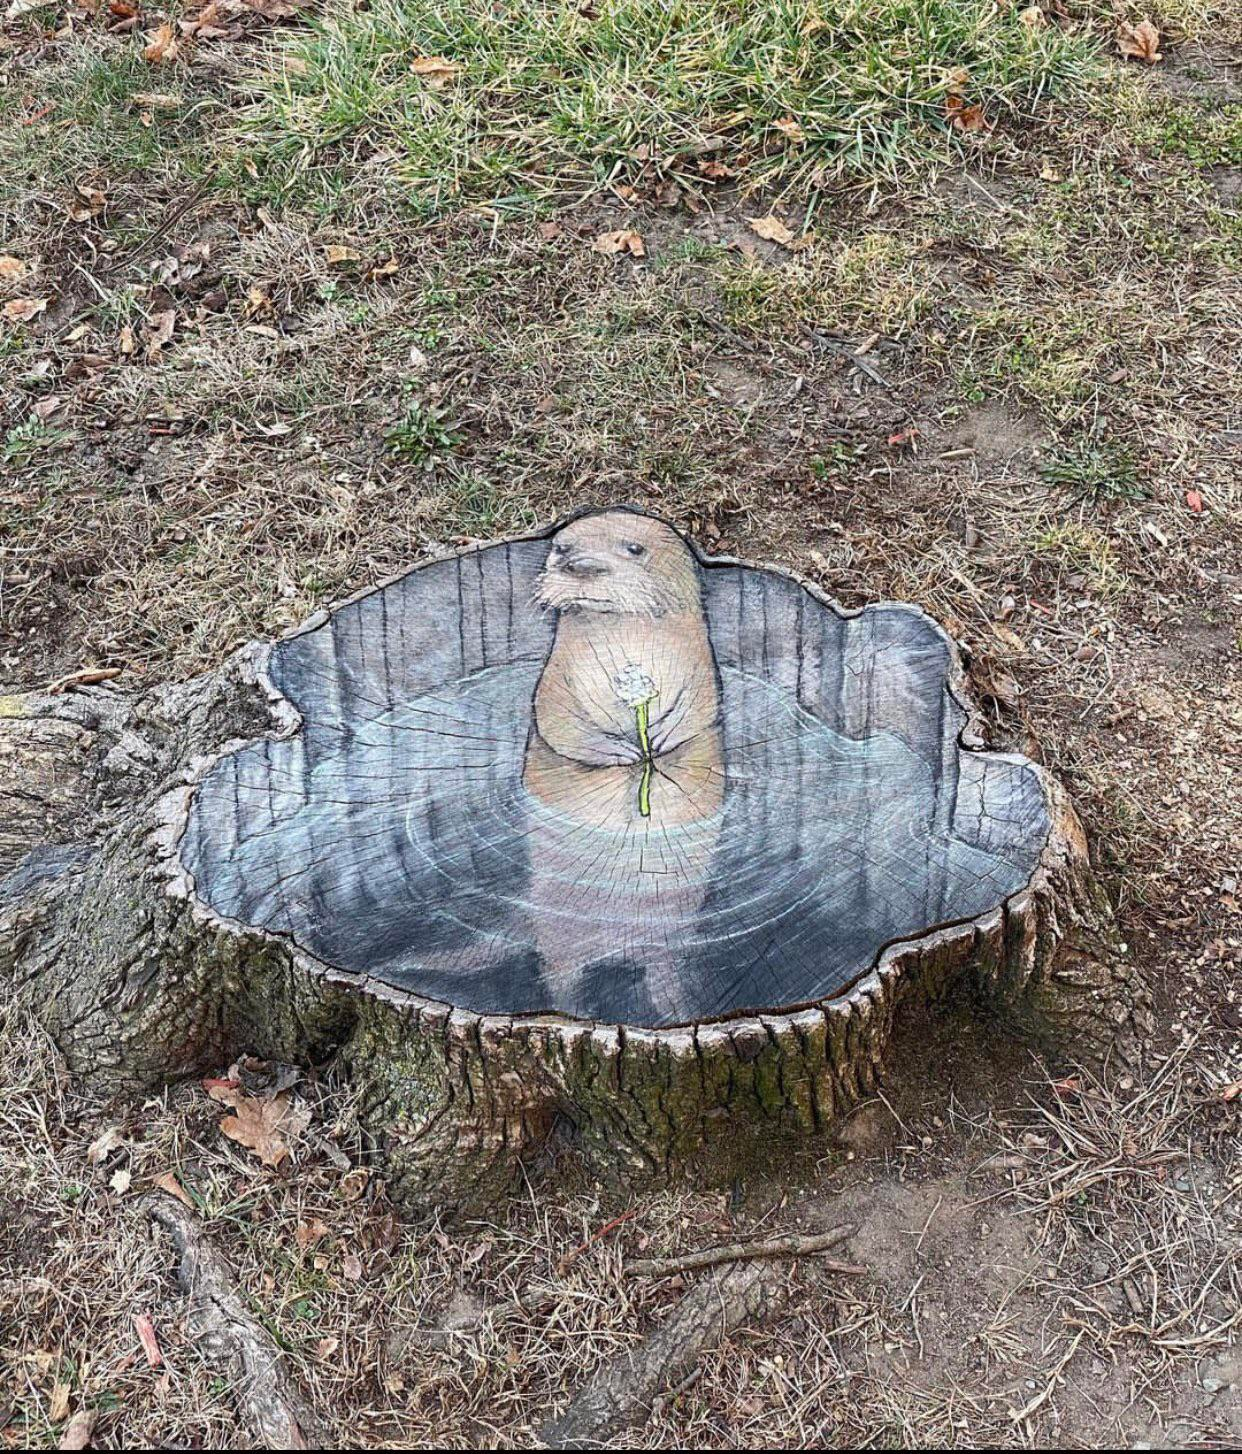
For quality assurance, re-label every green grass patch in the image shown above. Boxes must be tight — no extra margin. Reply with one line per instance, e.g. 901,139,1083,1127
0,43,208,208
1028,519,1127,596
953,301,1114,412
1104,71,1242,168
231,0,1105,220
716,230,931,334
1040,436,1145,501
385,395,464,464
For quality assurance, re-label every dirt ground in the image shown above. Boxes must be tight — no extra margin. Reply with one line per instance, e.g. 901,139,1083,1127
1,3,1239,1449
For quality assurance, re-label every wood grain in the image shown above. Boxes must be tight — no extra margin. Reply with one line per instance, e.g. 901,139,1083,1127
181,515,1050,1027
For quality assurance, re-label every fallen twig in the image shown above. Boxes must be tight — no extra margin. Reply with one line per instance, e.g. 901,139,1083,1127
557,1206,639,1275
1008,1328,1085,1423
46,667,122,695
541,1257,796,1448
624,1223,858,1279
143,1193,326,1449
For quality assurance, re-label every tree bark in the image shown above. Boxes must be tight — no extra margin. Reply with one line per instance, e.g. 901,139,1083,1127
0,530,1154,1216
541,1257,796,1449
144,1194,326,1448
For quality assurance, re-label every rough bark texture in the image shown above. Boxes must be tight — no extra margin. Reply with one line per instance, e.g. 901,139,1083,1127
144,1194,325,1448
0,541,1154,1216
541,1258,795,1449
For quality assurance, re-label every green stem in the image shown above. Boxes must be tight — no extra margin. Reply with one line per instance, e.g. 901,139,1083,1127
634,697,654,818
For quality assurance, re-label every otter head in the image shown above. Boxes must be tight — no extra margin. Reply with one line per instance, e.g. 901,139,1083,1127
534,510,701,618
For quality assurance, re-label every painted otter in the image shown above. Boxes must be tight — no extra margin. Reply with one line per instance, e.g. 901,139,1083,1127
522,509,726,1017
530,508,722,769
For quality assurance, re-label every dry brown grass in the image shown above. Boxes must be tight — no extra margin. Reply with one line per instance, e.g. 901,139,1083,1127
3,984,1237,1449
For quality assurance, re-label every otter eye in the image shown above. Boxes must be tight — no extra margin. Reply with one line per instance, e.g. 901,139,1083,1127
624,542,646,558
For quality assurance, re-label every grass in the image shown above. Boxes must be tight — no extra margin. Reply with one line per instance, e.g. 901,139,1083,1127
385,396,463,464
2,419,74,466
1040,436,1145,501
1028,519,1127,597
229,0,1106,219
2,985,1236,1448
0,42,207,218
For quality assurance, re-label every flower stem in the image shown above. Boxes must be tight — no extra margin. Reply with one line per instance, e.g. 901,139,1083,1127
634,697,655,818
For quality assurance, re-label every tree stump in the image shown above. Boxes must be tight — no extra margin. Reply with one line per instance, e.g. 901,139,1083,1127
0,509,1150,1211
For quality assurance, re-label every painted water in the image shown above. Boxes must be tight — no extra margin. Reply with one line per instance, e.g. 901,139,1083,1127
184,655,1049,1026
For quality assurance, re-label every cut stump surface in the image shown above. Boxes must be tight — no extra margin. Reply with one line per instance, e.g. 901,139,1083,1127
1,509,1150,1211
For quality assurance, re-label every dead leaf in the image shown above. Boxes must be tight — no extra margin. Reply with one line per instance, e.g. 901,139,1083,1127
58,1409,97,1451
773,116,805,144
49,1382,71,1424
315,1336,341,1360
0,254,28,279
144,308,176,357
244,285,273,317
133,1312,162,1368
410,55,462,88
946,94,987,133
341,1250,363,1281
87,1126,125,1164
206,1082,310,1168
364,1202,401,1254
338,1167,369,1202
972,654,1021,709
591,229,646,258
4,296,48,323
130,91,182,110
747,215,795,246
181,0,230,39
325,244,361,266
110,1167,133,1195
1117,19,1162,64
991,622,1027,653
295,1217,331,1250
150,1169,195,1208
144,21,179,63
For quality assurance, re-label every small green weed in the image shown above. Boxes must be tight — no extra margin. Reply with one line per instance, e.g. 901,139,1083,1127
1040,437,1145,501
385,398,463,464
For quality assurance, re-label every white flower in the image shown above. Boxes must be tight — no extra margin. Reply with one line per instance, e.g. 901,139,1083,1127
612,663,657,707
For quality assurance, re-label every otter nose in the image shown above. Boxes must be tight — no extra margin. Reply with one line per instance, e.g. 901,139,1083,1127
561,552,609,578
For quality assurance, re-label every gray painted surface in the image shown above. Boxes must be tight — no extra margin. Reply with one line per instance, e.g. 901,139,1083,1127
182,535,1049,1026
